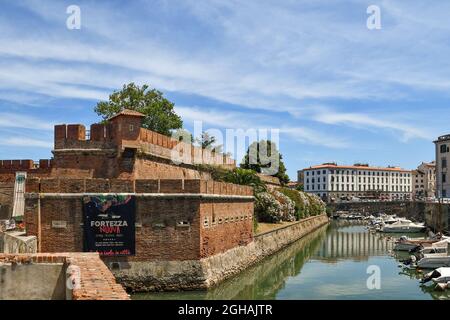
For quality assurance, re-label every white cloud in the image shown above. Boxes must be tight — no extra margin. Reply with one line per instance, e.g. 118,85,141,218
0,137,53,148
0,0,447,150
0,113,54,130
312,109,433,142
281,127,350,149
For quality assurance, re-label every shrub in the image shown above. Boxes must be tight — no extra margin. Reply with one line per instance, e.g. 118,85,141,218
279,188,305,220
195,165,266,194
255,190,296,223
279,188,326,220
271,190,296,222
255,192,284,223
306,193,326,216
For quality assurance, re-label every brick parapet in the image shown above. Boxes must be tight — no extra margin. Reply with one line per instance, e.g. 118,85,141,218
25,178,253,196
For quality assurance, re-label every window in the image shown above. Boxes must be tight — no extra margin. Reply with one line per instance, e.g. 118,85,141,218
442,158,447,168
441,145,448,154
443,174,447,183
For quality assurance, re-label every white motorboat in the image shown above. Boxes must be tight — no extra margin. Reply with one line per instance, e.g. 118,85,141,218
394,235,449,252
417,254,450,269
381,219,425,233
421,267,450,284
383,216,399,225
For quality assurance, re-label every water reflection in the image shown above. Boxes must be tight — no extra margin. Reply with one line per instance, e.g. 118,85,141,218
134,224,328,300
315,221,393,262
133,221,450,300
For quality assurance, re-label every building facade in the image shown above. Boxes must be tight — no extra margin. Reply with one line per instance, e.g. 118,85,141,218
299,163,412,202
412,161,436,199
434,134,450,198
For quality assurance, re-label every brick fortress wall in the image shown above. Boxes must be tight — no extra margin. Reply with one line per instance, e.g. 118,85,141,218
51,113,235,179
24,178,254,262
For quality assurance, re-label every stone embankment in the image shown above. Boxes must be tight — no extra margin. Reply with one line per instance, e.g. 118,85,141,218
115,214,329,292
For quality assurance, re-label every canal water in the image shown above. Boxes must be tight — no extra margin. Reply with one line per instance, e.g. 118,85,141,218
133,221,450,300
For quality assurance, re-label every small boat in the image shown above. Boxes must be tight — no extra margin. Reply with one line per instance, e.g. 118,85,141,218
417,253,450,269
381,219,425,233
394,235,448,252
421,267,450,284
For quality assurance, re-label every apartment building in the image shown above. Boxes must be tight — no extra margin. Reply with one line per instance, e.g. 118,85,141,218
412,161,436,199
299,163,412,202
434,134,450,198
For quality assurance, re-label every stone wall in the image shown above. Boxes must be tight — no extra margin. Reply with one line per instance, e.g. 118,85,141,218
0,253,129,300
114,214,329,292
328,201,426,220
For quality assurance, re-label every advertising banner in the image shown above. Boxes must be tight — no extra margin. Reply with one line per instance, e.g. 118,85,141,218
83,195,136,256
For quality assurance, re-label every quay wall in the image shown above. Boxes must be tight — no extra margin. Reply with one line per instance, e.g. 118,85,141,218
114,214,329,292
328,201,450,232
327,201,425,220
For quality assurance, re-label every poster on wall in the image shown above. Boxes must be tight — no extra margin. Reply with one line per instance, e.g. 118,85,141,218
83,195,136,256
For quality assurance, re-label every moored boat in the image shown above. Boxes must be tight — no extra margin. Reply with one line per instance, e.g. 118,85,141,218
381,219,425,233
421,267,450,284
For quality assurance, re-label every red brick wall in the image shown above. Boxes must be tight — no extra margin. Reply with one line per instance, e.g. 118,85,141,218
199,200,254,258
25,196,202,261
24,178,254,261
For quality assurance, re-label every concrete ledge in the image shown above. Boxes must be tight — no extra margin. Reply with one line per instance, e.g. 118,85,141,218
113,214,329,292
0,253,130,300
0,231,37,254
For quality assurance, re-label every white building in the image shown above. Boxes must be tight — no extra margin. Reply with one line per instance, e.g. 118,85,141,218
299,163,412,202
434,134,450,198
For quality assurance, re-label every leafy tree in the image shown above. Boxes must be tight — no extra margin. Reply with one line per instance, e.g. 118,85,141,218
196,132,223,153
173,128,194,143
95,83,182,136
240,140,290,185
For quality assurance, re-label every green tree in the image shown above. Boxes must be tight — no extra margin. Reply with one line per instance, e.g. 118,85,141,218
196,132,223,153
240,140,290,185
95,83,182,136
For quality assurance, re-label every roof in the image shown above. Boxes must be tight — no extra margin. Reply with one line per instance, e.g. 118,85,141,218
434,134,450,143
109,109,145,120
303,163,411,173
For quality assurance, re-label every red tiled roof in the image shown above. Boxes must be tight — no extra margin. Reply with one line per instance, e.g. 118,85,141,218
304,164,411,172
109,109,145,120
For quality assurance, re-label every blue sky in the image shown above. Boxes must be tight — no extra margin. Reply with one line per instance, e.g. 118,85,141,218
1,0,449,180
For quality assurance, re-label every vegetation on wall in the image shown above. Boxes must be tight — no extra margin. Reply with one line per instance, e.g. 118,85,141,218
196,164,326,224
